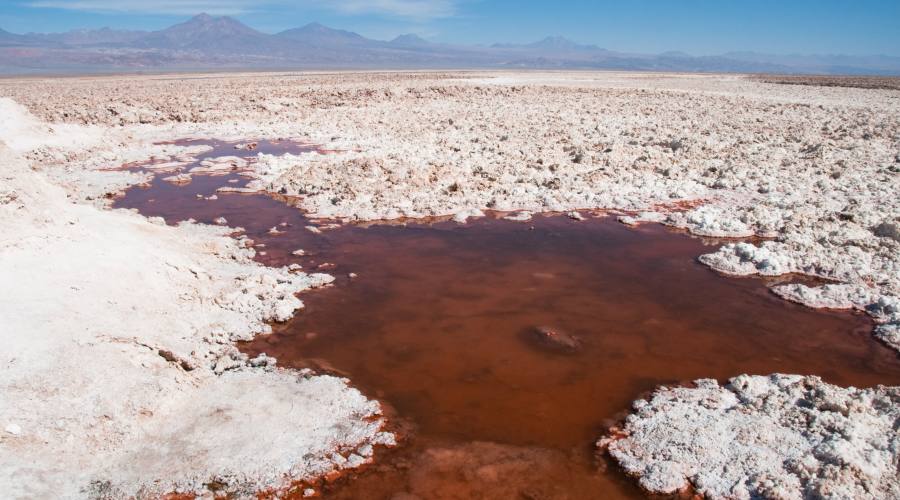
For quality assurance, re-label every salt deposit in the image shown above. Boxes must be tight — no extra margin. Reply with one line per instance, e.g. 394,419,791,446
601,375,900,499
2,70,898,498
0,99,392,498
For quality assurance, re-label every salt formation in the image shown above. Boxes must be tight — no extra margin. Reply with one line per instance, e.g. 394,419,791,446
0,99,392,498
601,375,900,499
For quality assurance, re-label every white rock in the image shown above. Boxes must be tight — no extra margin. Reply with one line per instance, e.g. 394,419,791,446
161,173,192,185
772,283,874,310
452,208,485,224
503,211,533,222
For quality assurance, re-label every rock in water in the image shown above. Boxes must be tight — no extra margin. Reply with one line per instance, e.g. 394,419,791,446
524,326,583,354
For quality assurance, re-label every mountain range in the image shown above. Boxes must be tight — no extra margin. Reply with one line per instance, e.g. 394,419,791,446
2,13,899,76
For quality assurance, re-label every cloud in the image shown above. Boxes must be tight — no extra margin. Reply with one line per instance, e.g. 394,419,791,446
331,0,456,19
27,0,458,19
28,0,254,16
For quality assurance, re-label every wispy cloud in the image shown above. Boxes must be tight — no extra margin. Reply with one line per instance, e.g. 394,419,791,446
330,0,456,19
27,0,459,19
28,0,253,16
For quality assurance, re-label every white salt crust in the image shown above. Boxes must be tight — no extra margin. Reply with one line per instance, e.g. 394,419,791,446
2,71,898,498
0,99,392,498
601,375,900,499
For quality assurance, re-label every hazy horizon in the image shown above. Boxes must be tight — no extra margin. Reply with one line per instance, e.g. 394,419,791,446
2,0,899,57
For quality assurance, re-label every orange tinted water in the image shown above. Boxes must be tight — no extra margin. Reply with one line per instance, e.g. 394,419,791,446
116,141,900,500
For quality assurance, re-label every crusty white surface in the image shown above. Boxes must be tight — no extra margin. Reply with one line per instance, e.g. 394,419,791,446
2,70,899,498
0,99,392,498
16,71,891,344
601,374,900,499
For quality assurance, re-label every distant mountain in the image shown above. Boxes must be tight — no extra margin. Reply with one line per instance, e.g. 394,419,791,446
0,27,40,47
29,28,147,46
1,14,898,76
277,22,371,47
658,51,692,59
130,13,272,52
493,36,602,53
527,36,601,52
390,34,431,47
722,51,900,75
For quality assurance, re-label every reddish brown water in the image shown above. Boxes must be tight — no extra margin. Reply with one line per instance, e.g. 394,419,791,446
116,141,900,500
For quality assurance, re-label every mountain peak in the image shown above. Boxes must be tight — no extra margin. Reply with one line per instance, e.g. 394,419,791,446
390,34,430,46
530,36,580,50
130,12,265,51
276,22,368,45
171,13,258,32
0,27,29,44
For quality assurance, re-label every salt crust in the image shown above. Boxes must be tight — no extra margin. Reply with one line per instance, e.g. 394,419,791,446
0,99,392,498
2,71,899,498
602,374,900,499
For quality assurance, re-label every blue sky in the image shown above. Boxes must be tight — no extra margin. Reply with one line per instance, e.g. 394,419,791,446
1,0,898,56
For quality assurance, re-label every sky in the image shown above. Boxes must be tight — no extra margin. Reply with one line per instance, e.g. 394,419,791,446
1,0,898,56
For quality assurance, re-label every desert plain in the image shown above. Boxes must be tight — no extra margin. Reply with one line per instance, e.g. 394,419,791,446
1,70,899,499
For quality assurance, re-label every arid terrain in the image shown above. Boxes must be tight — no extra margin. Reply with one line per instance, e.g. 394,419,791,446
1,70,898,498
751,74,900,90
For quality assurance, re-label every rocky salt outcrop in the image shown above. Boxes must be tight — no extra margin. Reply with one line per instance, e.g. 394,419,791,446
601,374,900,499
772,283,875,310
162,172,192,184
190,155,248,175
701,239,900,350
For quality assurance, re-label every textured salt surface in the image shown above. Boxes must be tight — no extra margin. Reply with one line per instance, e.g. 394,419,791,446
2,70,899,498
602,375,900,499
0,105,392,498
7,71,895,355
115,159,900,498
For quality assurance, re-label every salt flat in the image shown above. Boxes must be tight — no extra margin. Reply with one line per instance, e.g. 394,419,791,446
1,71,898,498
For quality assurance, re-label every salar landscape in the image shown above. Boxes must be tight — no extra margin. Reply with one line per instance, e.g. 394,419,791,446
1,2,899,499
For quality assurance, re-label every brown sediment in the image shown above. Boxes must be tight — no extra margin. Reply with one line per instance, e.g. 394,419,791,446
115,141,900,499
749,74,900,91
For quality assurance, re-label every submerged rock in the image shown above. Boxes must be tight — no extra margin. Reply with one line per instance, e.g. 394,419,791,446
523,326,583,354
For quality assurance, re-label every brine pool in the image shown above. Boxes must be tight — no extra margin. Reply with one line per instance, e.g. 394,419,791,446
115,140,900,499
